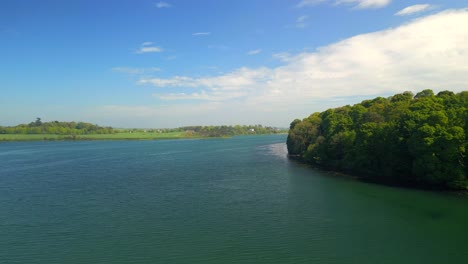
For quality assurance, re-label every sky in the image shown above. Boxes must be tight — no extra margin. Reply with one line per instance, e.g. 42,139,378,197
1,0,468,128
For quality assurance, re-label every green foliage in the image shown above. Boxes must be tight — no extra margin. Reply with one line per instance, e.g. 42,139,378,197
0,119,115,135
0,121,285,141
176,124,284,137
287,90,468,190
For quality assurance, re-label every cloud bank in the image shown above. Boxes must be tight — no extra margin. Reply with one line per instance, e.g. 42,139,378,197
111,9,468,127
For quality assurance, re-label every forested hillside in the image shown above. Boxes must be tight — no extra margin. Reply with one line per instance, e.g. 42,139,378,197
287,90,468,190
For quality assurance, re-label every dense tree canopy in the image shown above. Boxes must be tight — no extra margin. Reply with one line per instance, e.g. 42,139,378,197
287,90,468,190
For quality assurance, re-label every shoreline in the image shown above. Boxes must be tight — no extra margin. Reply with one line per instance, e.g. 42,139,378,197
0,133,285,142
288,155,468,194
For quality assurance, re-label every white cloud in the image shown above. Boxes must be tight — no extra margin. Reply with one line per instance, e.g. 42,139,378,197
192,32,211,36
155,1,171,8
247,49,262,55
272,52,293,62
297,15,308,22
298,0,391,9
139,76,198,87
137,47,162,53
135,42,163,54
296,15,309,28
297,0,326,8
140,67,271,93
395,4,434,16
132,9,468,127
208,44,229,51
335,0,391,9
156,90,248,101
112,67,161,75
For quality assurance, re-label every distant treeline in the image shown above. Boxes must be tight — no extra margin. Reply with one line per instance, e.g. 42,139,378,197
0,118,115,135
133,125,285,137
287,90,468,190
1,119,285,138
180,125,284,137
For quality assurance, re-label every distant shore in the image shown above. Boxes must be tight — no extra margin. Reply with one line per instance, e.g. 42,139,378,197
0,132,200,142
0,132,285,142
1,120,287,142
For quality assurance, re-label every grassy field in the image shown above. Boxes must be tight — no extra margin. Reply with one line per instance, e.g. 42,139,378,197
0,132,197,141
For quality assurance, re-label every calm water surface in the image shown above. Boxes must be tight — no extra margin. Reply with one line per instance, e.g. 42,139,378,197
1,135,467,263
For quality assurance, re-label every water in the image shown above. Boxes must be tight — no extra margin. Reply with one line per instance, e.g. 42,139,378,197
1,135,467,263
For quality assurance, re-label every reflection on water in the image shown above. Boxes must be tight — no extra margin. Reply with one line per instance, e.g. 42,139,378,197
256,142,289,160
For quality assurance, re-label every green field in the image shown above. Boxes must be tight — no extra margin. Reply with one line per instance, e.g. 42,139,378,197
0,132,196,141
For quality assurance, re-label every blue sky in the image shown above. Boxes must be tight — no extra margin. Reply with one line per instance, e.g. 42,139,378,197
1,0,467,128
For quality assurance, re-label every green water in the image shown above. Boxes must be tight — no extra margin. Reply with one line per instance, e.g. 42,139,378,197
1,135,467,263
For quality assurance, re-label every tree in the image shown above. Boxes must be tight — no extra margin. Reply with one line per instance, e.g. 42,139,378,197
287,89,467,190
415,89,434,99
